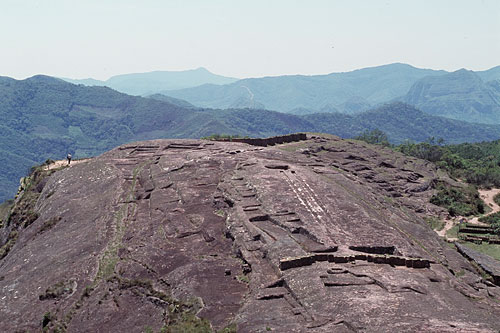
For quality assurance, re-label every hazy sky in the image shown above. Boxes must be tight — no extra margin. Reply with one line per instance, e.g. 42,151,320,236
1,0,499,80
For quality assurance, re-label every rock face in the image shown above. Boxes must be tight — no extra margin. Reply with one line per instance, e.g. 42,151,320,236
1,134,500,332
456,243,500,286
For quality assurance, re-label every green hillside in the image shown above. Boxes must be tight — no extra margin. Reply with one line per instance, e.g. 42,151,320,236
395,136,500,190
2,76,500,202
0,75,199,201
304,102,500,144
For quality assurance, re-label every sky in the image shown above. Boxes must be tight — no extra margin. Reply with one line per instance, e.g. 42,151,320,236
0,0,499,80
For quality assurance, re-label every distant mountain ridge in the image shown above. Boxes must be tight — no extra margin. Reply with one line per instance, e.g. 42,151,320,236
61,63,500,123
162,63,447,112
158,64,500,121
476,65,500,82
62,67,238,96
402,69,500,124
1,75,500,202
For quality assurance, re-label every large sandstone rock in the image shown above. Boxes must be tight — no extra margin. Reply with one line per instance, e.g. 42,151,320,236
0,135,499,332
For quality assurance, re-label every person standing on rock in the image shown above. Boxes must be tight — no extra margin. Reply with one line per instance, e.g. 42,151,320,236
67,153,72,165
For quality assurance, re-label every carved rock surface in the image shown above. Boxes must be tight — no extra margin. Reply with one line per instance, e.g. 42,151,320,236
0,134,499,332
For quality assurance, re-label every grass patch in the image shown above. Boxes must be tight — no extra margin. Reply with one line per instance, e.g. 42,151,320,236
41,311,66,332
42,312,56,329
107,276,210,333
468,258,495,283
214,209,225,217
39,280,74,300
0,230,18,260
446,224,460,239
0,199,13,228
460,242,500,262
95,162,146,282
424,217,445,231
3,161,63,239
236,274,250,284
160,312,212,333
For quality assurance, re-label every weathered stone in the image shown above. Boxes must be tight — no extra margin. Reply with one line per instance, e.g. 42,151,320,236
264,164,289,170
279,255,315,270
373,255,387,264
456,243,500,285
349,245,395,255
1,136,498,332
412,259,430,269
256,287,287,300
310,245,338,253
332,255,351,263
387,256,406,266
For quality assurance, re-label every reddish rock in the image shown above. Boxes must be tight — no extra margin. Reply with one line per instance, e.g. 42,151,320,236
0,135,499,332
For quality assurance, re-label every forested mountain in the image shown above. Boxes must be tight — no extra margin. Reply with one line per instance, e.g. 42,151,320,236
403,69,500,124
0,75,203,201
62,67,238,96
161,63,445,112
2,76,500,202
146,94,197,108
61,64,500,124
303,102,500,144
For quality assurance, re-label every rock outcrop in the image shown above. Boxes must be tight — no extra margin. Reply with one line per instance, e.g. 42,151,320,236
1,134,499,332
456,243,500,286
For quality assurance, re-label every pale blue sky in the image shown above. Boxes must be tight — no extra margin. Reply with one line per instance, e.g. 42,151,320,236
1,0,499,80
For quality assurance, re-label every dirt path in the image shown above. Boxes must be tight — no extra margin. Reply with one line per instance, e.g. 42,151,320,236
437,218,455,238
45,158,89,170
437,188,500,241
469,188,500,224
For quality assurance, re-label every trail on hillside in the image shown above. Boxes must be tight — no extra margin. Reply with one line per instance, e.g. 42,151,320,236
437,188,500,241
470,188,500,223
46,158,89,170
437,218,456,239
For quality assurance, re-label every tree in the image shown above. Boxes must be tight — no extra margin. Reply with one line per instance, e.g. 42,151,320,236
354,129,390,146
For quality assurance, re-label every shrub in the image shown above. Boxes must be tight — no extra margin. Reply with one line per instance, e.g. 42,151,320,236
354,129,390,147
430,182,484,216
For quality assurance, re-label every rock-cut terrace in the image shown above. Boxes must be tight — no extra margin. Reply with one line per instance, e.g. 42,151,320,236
0,134,499,332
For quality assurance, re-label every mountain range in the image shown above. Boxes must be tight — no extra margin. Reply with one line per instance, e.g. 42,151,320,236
3,63,500,332
161,63,446,112
403,69,500,124
1,75,500,202
62,67,238,96
62,63,500,124
159,64,500,119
